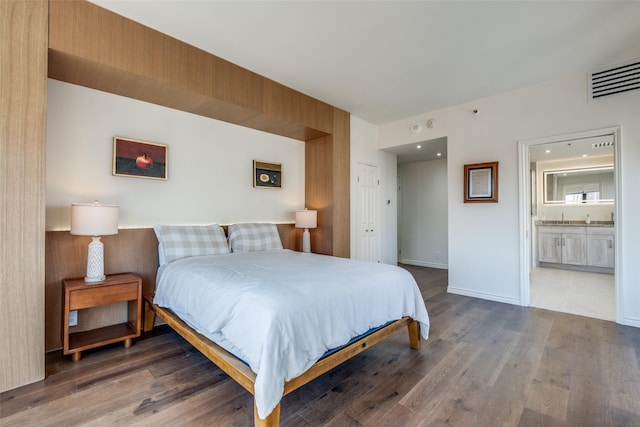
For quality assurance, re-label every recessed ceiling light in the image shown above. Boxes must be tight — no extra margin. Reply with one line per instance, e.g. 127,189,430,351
582,154,588,157
436,152,442,157
545,149,551,153
416,145,422,149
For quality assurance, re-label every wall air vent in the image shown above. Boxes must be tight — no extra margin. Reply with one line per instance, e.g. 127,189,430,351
591,141,614,149
588,58,640,101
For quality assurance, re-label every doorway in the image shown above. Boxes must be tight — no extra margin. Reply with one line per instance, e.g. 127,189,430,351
397,159,448,268
381,137,448,269
518,127,621,322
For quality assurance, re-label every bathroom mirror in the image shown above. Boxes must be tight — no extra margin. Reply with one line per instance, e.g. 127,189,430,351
543,166,614,204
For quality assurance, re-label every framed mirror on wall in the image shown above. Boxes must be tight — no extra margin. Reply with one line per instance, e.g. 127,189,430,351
543,166,614,204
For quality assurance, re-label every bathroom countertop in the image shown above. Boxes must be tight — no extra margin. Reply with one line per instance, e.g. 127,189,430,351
535,220,614,227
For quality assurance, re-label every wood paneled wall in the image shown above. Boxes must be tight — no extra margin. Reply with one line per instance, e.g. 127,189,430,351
330,109,352,258
0,0,352,372
304,110,350,257
0,0,48,392
44,225,298,351
47,0,350,259
47,0,331,142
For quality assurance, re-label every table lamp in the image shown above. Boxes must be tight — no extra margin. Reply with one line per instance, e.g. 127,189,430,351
71,201,119,283
295,209,317,253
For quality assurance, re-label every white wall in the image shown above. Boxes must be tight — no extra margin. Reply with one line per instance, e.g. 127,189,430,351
350,115,398,265
378,70,640,327
398,159,448,269
46,80,305,230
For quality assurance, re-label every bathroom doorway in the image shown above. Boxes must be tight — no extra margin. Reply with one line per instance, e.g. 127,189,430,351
518,127,620,322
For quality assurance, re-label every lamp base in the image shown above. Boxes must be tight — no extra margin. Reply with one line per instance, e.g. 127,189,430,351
85,236,106,283
302,228,311,253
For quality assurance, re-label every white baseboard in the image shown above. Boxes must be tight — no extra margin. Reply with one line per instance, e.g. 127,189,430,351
447,286,521,306
399,258,448,270
621,316,640,328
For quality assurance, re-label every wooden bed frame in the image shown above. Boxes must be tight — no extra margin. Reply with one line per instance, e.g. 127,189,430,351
144,295,421,427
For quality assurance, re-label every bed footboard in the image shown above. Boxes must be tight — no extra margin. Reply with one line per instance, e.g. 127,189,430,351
144,294,421,427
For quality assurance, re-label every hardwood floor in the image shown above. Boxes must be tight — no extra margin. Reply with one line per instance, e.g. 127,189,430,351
2,264,640,426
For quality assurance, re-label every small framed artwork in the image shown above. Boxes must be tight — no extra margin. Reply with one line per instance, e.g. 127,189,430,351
113,136,167,180
253,160,282,188
464,161,499,203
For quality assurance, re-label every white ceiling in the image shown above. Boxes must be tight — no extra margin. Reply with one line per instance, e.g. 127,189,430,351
91,1,640,126
388,136,448,164
528,134,614,163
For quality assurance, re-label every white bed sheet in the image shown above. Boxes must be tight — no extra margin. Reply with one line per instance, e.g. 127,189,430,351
154,249,430,419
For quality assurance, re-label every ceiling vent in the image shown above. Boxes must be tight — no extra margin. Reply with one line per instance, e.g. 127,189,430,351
591,141,614,149
588,58,640,100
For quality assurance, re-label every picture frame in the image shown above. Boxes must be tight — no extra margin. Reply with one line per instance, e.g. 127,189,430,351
253,160,282,188
464,161,499,203
113,136,168,180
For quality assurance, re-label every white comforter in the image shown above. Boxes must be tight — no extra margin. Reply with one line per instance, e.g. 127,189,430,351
154,250,430,419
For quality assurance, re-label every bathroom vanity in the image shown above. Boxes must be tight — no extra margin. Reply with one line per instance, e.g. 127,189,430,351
537,222,614,273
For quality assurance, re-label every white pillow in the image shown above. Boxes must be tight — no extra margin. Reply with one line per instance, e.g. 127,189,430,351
228,223,283,253
154,224,230,265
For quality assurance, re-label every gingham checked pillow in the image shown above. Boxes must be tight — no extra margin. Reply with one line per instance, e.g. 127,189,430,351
228,223,283,253
154,224,230,265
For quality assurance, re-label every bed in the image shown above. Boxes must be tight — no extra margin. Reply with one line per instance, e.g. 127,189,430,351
145,223,430,426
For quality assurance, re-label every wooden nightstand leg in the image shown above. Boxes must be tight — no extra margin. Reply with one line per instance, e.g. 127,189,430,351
72,352,82,362
124,338,132,348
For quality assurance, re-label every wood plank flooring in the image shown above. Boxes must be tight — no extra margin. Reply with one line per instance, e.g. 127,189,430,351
2,264,640,426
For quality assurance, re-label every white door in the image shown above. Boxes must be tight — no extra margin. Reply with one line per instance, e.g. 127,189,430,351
356,163,379,262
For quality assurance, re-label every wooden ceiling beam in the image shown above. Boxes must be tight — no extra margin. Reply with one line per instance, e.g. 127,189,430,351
48,0,332,141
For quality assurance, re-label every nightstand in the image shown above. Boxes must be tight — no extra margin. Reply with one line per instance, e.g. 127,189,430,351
63,273,142,362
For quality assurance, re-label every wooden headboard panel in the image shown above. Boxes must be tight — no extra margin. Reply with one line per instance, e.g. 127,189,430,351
45,224,299,352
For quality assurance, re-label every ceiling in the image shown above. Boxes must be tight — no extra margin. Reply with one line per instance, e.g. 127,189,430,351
528,134,614,163
90,1,640,126
387,137,448,165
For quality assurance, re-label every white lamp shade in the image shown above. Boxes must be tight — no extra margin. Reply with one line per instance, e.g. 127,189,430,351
70,202,119,236
295,209,317,229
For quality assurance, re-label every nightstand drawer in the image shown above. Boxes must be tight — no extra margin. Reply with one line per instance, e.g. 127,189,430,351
69,282,139,310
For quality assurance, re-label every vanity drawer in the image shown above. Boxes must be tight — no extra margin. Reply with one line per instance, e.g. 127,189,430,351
587,227,614,235
538,226,586,234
